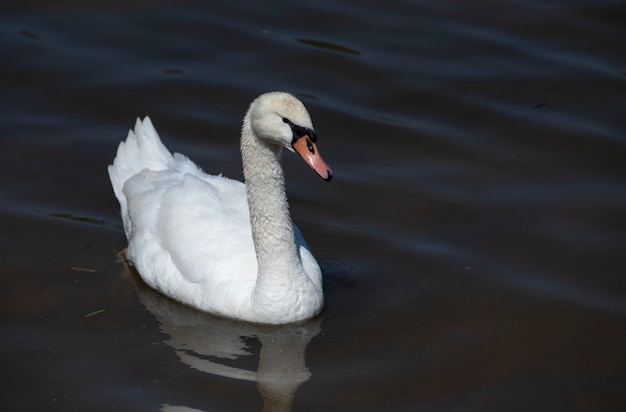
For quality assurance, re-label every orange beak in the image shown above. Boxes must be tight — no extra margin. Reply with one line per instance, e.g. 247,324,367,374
292,135,333,181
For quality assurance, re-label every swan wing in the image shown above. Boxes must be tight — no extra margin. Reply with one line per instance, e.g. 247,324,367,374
123,167,258,314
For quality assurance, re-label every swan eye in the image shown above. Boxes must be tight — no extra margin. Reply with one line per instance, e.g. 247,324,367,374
284,117,317,144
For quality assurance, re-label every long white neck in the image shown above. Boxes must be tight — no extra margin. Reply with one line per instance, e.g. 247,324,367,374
240,114,310,317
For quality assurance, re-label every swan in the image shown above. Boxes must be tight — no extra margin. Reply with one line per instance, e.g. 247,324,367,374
108,92,332,325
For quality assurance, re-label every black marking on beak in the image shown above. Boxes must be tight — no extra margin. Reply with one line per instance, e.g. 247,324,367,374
283,117,317,143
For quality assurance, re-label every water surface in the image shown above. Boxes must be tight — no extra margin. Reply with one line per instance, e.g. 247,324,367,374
1,0,625,410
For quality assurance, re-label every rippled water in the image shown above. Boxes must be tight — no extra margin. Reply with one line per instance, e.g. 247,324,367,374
2,0,626,410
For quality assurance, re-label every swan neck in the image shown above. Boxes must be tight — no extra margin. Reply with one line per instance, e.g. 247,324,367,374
240,116,300,278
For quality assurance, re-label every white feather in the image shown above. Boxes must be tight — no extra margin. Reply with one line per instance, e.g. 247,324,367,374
108,92,326,324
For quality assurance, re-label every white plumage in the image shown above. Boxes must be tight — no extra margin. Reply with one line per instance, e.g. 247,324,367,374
108,92,332,324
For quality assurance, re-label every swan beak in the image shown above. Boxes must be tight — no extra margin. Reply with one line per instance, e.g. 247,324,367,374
292,135,333,181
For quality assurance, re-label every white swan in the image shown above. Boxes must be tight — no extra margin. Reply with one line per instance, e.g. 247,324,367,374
108,92,332,325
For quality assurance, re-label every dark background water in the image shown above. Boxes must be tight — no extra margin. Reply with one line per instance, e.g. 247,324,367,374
2,0,626,410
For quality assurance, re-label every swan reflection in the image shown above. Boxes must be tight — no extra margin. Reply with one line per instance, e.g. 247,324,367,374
131,271,321,412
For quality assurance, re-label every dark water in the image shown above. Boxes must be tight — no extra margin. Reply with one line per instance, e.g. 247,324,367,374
2,0,626,410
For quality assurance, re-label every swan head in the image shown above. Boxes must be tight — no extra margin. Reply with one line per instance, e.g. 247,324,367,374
247,92,333,181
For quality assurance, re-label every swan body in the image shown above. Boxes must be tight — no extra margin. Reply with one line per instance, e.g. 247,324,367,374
108,92,332,324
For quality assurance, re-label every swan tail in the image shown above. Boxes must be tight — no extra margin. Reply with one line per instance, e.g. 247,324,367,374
108,117,173,234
